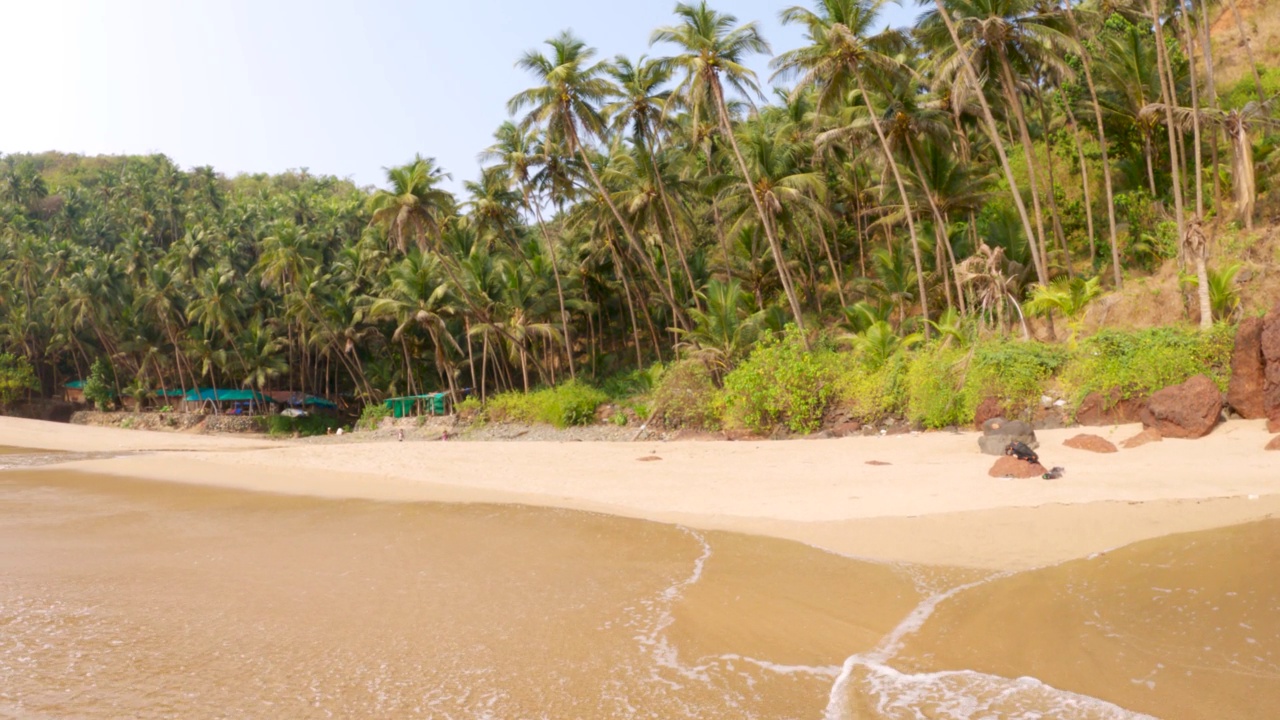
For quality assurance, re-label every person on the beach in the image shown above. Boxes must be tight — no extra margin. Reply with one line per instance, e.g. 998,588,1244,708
397,429,404,442
1004,441,1038,465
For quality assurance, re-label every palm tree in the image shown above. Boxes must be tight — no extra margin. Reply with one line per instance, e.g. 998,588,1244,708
651,1,807,331
509,30,682,344
367,155,456,253
675,278,762,377
774,0,933,334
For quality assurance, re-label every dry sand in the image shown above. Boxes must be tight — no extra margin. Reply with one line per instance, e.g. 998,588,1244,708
3,415,1276,570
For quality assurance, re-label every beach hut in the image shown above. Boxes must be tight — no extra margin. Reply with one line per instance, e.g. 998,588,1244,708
266,391,341,415
182,388,277,415
383,392,452,419
64,380,86,404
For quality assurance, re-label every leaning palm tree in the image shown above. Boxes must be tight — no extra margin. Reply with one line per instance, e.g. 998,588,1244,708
651,1,807,330
773,0,932,335
366,155,456,253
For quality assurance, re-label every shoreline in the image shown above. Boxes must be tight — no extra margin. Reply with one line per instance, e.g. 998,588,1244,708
3,415,1277,570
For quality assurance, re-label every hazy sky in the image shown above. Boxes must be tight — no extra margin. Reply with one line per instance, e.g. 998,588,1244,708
0,0,917,193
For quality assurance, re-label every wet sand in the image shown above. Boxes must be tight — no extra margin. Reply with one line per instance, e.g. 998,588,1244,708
3,415,1274,570
1,416,1278,718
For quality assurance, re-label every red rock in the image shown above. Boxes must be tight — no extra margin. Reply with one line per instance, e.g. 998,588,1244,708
1264,303,1280,423
989,456,1048,478
1270,418,1280,434
831,421,863,437
1075,390,1147,426
1267,435,1280,451
973,397,1005,429
866,460,891,466
1140,375,1222,439
1121,428,1163,448
1228,317,1267,419
1063,434,1118,453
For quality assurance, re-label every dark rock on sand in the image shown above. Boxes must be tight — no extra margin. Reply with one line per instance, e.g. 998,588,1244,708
1121,428,1163,449
989,456,1048,478
978,417,1038,456
1228,316,1266,419
1063,434,1118,454
1266,435,1280,451
1140,374,1222,439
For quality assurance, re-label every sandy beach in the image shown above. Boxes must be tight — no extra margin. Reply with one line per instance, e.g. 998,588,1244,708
4,415,1276,570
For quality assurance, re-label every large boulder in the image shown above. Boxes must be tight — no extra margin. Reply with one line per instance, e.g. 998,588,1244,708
1264,304,1280,423
1228,317,1267,419
978,417,1038,456
1063,434,1118,454
1075,390,1148,426
1267,435,1280,451
988,456,1048,478
1140,375,1222,439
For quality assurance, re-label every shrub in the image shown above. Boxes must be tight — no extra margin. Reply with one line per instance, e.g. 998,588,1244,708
722,326,835,435
650,359,722,430
961,340,1069,420
485,380,608,429
83,358,116,411
830,352,906,425
358,402,393,430
0,353,38,408
1061,325,1235,405
264,414,343,438
904,344,968,429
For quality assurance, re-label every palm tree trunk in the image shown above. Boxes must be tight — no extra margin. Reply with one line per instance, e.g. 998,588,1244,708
1224,0,1266,100
644,134,702,310
1060,97,1097,266
853,74,931,337
813,219,848,306
931,0,1048,287
1177,2,1206,221
1035,90,1073,278
1197,0,1223,211
1150,0,1189,247
523,190,576,380
1063,3,1124,288
904,139,954,311
709,79,807,332
570,137,686,330
997,49,1053,280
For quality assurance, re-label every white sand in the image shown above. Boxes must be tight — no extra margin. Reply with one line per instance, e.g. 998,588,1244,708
4,416,1277,569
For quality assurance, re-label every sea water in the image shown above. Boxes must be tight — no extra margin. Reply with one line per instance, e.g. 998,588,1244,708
0,452,1275,719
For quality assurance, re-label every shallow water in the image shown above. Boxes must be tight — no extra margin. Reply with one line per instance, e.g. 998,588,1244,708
0,451,1274,719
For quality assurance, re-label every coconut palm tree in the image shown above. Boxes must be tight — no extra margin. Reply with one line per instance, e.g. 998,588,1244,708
773,0,933,334
651,1,808,331
367,155,456,253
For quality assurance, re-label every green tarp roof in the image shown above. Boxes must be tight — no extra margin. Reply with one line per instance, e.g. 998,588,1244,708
184,389,275,403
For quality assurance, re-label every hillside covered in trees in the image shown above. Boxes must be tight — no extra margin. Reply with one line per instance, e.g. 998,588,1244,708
2,0,1278,425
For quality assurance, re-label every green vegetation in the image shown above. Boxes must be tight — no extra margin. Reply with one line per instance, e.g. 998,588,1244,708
358,403,393,430
83,358,116,412
263,414,344,438
0,353,38,408
0,0,1270,431
484,380,609,428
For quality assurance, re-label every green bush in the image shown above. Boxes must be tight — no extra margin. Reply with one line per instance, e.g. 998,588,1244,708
1061,325,1235,406
83,357,116,411
905,344,968,429
358,402,393,430
264,414,343,438
485,380,608,428
0,353,38,408
650,359,723,430
722,326,834,435
830,352,906,425
961,340,1069,420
